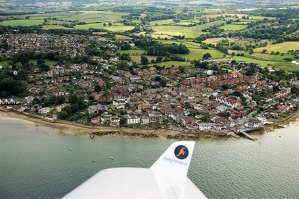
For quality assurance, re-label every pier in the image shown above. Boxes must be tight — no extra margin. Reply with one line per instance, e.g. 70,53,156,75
234,130,257,141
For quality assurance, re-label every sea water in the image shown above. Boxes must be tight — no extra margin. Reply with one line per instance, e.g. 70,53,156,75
0,119,299,199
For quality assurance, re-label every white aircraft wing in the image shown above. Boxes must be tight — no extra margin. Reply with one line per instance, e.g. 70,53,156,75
63,141,207,199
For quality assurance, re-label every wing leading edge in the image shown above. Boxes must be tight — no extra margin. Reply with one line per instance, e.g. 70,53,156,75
63,141,207,199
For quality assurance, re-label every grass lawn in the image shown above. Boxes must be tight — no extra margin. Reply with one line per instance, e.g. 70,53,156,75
0,61,10,67
29,60,58,66
219,24,248,30
255,42,299,53
0,19,44,26
75,23,134,32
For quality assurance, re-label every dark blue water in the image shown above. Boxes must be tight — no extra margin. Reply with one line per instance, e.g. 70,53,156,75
0,118,299,199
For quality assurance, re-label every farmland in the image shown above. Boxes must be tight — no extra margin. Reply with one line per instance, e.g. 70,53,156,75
0,19,44,26
75,23,134,32
0,5,298,73
151,20,225,39
255,42,299,53
55,11,129,23
219,24,248,30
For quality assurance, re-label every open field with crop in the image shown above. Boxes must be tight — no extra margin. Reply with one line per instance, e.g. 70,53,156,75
120,48,146,55
0,19,44,26
75,23,134,32
233,56,298,71
149,61,191,68
219,24,248,30
151,20,225,38
42,25,73,30
201,13,246,18
130,55,157,64
55,11,129,23
204,38,236,45
249,15,277,20
255,42,299,53
115,35,132,40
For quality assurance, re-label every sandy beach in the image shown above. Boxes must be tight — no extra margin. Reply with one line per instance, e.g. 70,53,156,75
1,109,298,140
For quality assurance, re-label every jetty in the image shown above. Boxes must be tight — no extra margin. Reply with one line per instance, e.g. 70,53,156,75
234,130,257,141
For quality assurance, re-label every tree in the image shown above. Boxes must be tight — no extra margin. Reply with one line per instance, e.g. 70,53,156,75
20,57,29,65
103,23,106,27
37,59,45,66
291,86,299,94
68,94,78,104
156,56,163,63
203,53,212,60
108,22,112,26
273,85,280,92
141,55,149,65
120,117,126,126
94,85,101,93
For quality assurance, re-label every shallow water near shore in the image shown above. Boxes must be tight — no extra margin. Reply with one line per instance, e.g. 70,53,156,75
0,118,299,199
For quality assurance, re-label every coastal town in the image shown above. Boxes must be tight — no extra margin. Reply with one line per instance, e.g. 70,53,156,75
1,32,299,137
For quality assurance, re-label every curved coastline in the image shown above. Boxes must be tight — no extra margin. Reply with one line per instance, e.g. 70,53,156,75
1,109,299,140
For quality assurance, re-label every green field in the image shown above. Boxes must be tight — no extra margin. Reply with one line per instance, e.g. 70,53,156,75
233,56,298,71
56,11,129,23
149,19,174,26
151,20,225,38
249,15,277,21
0,19,44,26
255,42,299,53
219,24,248,30
149,61,191,68
130,55,157,64
43,25,73,30
75,23,134,32
0,61,10,67
29,60,58,66
120,48,146,55
204,38,237,45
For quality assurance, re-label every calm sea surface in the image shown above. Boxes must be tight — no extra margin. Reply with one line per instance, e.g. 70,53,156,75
0,118,299,199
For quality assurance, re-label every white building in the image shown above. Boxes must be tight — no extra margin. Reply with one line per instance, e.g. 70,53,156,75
127,115,140,125
38,107,51,115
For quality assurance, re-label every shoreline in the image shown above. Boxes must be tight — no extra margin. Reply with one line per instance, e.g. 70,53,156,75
1,109,299,140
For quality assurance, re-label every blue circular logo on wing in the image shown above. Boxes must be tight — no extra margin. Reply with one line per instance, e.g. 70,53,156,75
174,145,189,160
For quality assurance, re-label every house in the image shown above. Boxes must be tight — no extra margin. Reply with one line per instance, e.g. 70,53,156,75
148,110,163,124
244,118,263,128
127,115,140,125
88,104,108,114
198,123,212,131
110,117,120,126
101,112,112,124
0,99,18,105
38,107,52,115
91,116,101,124
141,114,150,125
